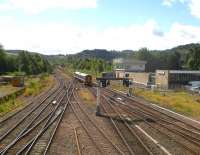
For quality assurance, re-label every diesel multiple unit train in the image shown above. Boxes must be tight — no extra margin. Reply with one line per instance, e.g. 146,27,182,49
74,72,93,86
74,71,116,86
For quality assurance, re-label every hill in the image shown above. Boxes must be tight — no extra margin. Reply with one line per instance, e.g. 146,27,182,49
68,49,134,61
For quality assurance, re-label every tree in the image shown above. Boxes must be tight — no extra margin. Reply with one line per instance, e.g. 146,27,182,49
187,47,200,70
0,45,7,74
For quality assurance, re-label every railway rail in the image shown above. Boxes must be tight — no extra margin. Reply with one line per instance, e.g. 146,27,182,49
100,87,200,154
89,86,154,155
101,95,154,155
71,82,126,155
0,71,72,154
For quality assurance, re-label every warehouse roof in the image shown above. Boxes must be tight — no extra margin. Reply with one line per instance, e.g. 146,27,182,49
169,70,200,74
113,58,147,64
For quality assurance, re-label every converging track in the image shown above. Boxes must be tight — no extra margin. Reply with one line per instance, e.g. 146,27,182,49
89,85,200,155
2,69,200,155
0,70,73,155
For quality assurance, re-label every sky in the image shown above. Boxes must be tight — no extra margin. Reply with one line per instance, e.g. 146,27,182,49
0,0,200,54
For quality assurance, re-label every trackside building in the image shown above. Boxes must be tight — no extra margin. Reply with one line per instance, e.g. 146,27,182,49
156,70,200,89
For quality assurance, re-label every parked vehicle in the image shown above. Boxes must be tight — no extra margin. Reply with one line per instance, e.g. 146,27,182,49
189,86,200,93
185,81,200,93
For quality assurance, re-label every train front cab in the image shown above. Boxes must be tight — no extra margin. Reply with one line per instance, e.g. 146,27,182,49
85,75,92,86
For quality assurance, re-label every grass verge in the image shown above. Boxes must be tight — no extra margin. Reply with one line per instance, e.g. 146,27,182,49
24,73,53,96
0,74,54,116
0,94,24,116
109,82,200,117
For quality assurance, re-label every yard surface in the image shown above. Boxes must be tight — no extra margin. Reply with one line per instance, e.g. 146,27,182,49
109,81,200,118
0,85,22,98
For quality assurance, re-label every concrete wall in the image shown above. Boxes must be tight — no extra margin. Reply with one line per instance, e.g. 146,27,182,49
115,70,125,78
126,72,150,86
155,70,169,89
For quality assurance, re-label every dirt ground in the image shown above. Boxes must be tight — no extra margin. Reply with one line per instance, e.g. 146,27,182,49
0,85,22,98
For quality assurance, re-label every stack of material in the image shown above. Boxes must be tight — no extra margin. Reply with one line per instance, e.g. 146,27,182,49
11,76,24,87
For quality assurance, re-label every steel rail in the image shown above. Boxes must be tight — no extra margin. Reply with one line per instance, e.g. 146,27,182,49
0,80,64,143
73,88,125,155
103,89,200,141
102,89,199,155
89,87,152,155
24,81,73,155
0,75,66,154
15,82,72,155
42,81,74,155
101,95,153,155
0,75,59,125
106,88,200,131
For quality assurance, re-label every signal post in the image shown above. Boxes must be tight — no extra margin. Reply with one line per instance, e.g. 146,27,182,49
96,77,131,116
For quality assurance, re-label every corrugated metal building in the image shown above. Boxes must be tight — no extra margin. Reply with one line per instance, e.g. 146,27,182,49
156,70,200,89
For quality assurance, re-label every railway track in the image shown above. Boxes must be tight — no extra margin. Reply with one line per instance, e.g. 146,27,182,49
100,87,200,154
101,95,154,155
70,82,125,155
15,81,74,155
43,81,75,155
0,71,72,154
0,74,59,127
89,86,154,155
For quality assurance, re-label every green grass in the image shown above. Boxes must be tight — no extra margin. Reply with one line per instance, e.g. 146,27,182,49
78,88,96,105
24,74,53,96
0,74,53,116
0,94,24,116
133,89,200,117
110,82,200,117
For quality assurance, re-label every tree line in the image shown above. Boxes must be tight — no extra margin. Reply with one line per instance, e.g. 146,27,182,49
63,43,200,72
0,45,52,75
134,44,200,72
66,57,112,75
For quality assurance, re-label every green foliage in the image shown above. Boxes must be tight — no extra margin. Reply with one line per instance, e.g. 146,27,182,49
66,58,112,75
24,73,51,96
18,51,52,75
0,44,52,75
134,48,182,71
186,46,200,70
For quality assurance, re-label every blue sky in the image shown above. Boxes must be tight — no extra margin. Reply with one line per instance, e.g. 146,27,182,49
0,0,199,54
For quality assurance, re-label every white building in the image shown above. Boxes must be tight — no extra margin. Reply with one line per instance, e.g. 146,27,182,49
113,58,146,71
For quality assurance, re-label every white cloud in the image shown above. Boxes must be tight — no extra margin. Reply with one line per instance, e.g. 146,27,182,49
162,0,176,6
0,17,199,54
0,0,98,14
162,0,200,18
162,0,188,6
189,0,200,18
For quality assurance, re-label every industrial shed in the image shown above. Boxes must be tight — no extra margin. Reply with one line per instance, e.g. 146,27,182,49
113,58,147,72
114,70,154,87
155,70,200,89
0,76,24,87
114,58,148,83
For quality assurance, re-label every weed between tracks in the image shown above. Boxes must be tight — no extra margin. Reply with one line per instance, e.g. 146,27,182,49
110,82,200,117
78,88,96,105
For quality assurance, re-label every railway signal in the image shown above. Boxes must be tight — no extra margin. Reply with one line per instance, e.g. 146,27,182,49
101,79,107,87
96,77,129,116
